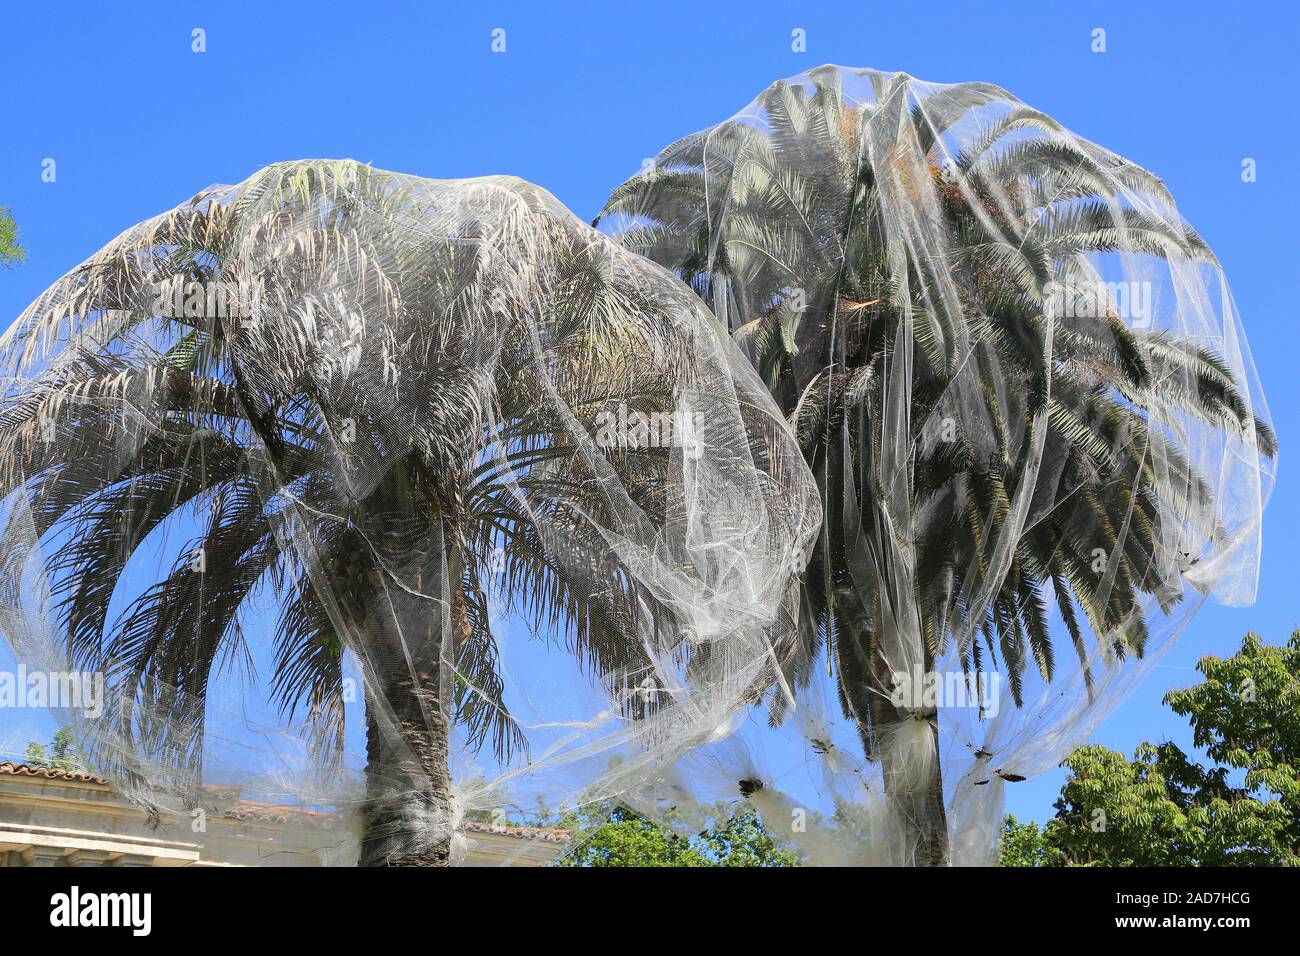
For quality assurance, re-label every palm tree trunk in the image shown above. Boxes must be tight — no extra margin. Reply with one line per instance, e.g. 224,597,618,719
357,537,465,867
359,652,454,866
837,592,950,866
865,666,950,866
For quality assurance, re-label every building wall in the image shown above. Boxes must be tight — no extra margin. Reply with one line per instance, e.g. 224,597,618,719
0,764,567,866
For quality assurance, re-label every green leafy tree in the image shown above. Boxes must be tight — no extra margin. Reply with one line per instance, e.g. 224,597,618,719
997,814,1063,867
0,206,24,268
554,804,799,867
22,727,90,773
1001,631,1300,866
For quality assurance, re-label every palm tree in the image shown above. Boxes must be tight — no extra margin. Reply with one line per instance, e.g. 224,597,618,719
598,66,1275,864
0,160,811,865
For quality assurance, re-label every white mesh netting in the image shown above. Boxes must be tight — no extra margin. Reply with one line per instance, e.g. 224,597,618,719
595,65,1275,865
0,65,1276,867
0,160,821,865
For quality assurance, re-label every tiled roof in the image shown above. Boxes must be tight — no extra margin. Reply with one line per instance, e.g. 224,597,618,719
464,820,573,844
0,760,108,785
219,800,337,827
1,762,572,843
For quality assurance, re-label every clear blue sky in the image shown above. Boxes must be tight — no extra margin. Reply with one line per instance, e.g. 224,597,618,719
1,0,1297,822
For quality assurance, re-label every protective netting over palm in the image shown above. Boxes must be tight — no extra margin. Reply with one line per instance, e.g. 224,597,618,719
597,65,1275,864
0,160,820,865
